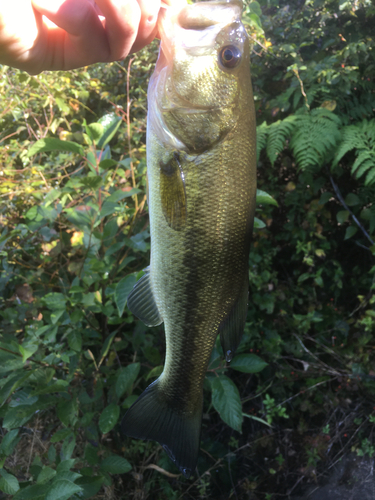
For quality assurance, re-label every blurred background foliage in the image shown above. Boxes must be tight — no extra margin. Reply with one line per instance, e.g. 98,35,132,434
1,0,375,499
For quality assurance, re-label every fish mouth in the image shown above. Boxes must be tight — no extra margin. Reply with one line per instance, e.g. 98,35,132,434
158,0,243,64
177,0,243,31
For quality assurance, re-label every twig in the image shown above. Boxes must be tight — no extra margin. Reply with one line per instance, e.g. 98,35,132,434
286,475,305,496
293,68,310,111
141,464,181,478
293,334,344,376
178,437,278,499
228,450,238,500
328,414,367,469
329,174,374,246
27,415,38,475
0,130,20,144
0,346,78,374
277,377,337,409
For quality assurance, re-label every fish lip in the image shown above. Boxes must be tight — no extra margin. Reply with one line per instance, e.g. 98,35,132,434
158,0,243,62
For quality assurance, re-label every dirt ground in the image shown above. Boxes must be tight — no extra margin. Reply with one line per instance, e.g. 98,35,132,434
291,453,375,500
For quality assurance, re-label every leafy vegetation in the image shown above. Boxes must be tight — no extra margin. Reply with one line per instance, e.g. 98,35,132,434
1,0,375,499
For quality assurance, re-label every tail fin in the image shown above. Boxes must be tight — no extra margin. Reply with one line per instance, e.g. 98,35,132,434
121,379,202,478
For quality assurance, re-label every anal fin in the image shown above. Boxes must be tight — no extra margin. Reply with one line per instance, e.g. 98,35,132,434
127,267,163,327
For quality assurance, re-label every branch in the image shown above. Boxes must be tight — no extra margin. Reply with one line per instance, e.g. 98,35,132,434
329,174,374,246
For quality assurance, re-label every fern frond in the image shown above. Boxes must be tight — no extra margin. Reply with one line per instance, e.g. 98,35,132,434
256,122,269,163
290,108,342,170
266,115,297,165
365,167,375,186
341,94,375,125
352,152,373,176
332,128,359,167
334,119,375,186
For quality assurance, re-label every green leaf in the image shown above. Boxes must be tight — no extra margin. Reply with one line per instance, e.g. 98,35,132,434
243,413,273,428
97,113,123,148
13,483,46,500
36,467,57,484
0,429,20,456
254,217,266,229
84,444,100,466
0,373,33,407
256,189,278,207
31,381,69,396
345,193,361,206
44,189,62,207
56,459,76,472
115,363,141,398
99,331,117,362
106,188,142,204
99,159,118,169
145,365,164,381
3,405,38,430
28,138,84,157
211,375,242,432
18,344,37,363
100,201,118,219
344,226,358,240
55,97,70,114
230,353,268,373
68,331,82,352
50,429,74,443
87,123,104,142
337,210,349,224
99,404,120,434
115,275,137,317
99,455,132,474
61,434,76,461
75,476,104,499
57,398,79,427
249,1,262,16
43,293,67,310
319,192,333,205
79,176,103,190
122,395,138,409
0,468,20,494
45,479,82,500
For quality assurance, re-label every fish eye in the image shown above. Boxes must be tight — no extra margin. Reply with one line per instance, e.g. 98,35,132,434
218,45,241,69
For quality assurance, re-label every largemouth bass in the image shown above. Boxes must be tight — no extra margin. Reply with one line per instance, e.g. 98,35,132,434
121,0,256,477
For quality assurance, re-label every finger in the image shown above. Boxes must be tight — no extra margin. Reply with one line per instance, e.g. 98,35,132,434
32,0,102,36
130,0,160,53
95,0,142,60
32,0,112,68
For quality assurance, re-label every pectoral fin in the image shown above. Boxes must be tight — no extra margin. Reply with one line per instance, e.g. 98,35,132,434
219,275,249,362
127,267,163,327
160,153,187,231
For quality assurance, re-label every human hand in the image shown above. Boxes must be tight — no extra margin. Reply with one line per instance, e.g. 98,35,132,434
0,0,162,74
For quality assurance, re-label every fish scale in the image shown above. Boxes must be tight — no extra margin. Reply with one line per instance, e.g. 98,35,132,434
121,0,256,477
